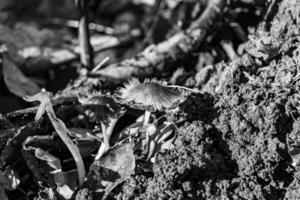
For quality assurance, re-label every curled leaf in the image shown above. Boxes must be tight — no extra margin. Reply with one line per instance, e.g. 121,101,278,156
22,135,62,184
28,147,62,174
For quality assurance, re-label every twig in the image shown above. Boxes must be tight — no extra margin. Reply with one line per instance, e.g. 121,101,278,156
75,0,94,69
37,18,115,35
91,57,110,72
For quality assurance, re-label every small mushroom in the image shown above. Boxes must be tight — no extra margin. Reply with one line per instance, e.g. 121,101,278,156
118,78,194,127
78,92,125,159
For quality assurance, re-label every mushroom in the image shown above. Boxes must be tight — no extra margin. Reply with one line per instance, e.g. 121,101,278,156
78,92,125,159
118,78,194,127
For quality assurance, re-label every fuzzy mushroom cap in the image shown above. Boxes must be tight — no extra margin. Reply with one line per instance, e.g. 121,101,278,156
118,78,189,112
78,92,124,125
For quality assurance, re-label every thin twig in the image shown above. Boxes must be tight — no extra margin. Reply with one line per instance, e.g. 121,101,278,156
91,57,110,72
37,18,115,35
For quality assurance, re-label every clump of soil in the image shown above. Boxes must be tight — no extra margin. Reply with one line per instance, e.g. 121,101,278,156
131,121,233,200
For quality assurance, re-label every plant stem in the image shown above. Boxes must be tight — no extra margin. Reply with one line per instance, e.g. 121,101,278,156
46,105,86,185
23,91,86,185
75,0,94,69
106,118,119,139
95,143,105,160
95,118,119,160
100,122,109,152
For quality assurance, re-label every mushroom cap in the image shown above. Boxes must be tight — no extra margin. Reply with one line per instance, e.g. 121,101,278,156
118,78,189,112
78,92,124,125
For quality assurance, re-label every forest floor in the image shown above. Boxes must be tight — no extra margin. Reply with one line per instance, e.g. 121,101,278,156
1,0,300,199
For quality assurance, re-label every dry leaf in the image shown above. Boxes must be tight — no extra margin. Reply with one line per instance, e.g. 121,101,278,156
83,142,135,199
26,146,62,174
2,54,40,97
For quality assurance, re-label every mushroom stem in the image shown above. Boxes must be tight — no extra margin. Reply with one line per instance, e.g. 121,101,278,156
143,110,151,127
143,110,151,158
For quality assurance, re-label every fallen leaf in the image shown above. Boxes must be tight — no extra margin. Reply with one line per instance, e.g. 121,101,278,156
22,135,62,184
2,54,40,97
82,142,135,199
22,135,82,198
28,146,62,174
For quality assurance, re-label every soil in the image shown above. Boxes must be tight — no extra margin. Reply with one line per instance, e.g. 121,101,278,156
118,1,300,199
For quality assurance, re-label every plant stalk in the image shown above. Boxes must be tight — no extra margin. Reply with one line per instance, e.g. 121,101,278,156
95,118,120,160
101,122,109,151
75,0,94,69
23,91,86,185
46,104,86,185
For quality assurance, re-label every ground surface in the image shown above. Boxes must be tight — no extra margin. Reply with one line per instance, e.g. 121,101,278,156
1,0,300,200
